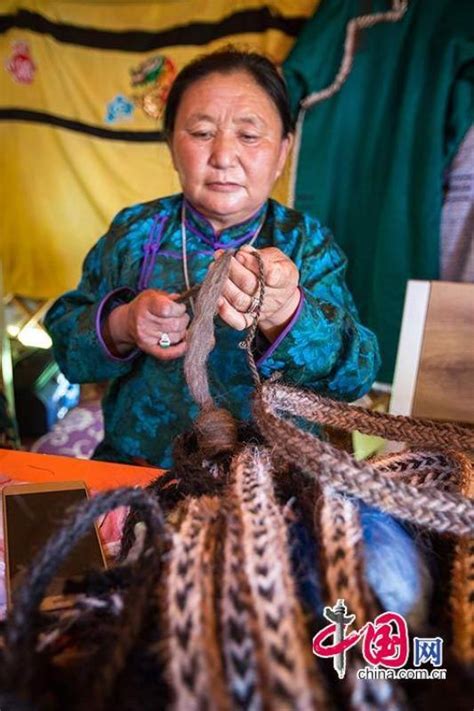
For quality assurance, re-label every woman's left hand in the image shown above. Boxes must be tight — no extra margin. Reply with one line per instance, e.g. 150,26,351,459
215,245,301,342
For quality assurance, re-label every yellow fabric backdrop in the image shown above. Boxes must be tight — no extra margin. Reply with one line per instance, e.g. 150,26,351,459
1,0,318,298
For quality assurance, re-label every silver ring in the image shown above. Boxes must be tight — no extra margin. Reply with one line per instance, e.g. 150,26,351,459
246,296,260,316
158,332,171,348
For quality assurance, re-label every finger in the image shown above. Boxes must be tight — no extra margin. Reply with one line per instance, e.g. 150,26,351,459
147,339,188,361
234,247,261,278
140,313,189,336
264,261,285,289
217,296,254,331
157,313,190,333
142,310,191,328
227,255,260,295
148,294,188,318
237,246,292,290
136,327,186,352
220,278,257,314
155,330,186,346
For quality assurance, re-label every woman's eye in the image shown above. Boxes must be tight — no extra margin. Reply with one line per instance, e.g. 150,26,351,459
191,131,213,139
240,134,258,142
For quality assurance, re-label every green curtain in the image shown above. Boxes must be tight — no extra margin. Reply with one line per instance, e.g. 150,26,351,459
284,0,474,382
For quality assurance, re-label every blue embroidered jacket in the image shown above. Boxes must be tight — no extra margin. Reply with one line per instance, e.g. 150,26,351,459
45,195,380,467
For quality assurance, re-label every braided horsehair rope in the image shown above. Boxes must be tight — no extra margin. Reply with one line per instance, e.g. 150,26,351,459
165,247,473,708
163,496,230,709
253,383,473,536
163,450,331,710
2,242,472,709
230,447,327,709
449,458,474,664
288,0,409,206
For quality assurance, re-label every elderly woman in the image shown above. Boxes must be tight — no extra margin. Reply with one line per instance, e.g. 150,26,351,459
45,48,380,469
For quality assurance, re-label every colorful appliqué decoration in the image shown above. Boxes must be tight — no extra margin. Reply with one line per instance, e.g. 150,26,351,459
5,41,36,84
105,94,135,124
129,55,177,120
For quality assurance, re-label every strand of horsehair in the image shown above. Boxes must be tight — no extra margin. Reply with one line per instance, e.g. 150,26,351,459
371,449,466,493
233,260,404,709
319,489,377,627
183,248,241,456
264,382,474,450
318,489,406,711
254,385,474,536
220,496,264,710
232,446,329,710
3,488,165,697
163,496,230,711
184,250,234,407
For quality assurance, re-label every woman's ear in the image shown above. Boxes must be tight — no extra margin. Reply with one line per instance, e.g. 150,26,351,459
276,133,294,179
167,133,178,172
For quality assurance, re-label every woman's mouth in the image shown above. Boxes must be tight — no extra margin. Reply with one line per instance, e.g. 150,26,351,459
206,182,241,192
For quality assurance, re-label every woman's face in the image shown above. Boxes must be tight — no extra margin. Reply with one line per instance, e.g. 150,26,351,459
169,70,292,230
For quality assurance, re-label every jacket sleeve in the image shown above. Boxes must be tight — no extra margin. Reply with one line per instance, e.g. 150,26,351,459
257,222,380,401
44,215,140,384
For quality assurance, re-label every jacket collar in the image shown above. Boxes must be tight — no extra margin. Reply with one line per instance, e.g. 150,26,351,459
183,198,267,249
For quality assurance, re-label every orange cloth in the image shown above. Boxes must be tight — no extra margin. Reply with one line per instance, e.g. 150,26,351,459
0,449,159,491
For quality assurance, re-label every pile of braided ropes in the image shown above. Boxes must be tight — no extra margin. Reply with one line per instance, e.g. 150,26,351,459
1,247,472,711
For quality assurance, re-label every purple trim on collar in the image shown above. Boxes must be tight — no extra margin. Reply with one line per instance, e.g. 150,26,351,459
184,198,266,249
96,287,139,362
184,219,260,250
256,288,305,367
138,214,168,290
159,249,214,259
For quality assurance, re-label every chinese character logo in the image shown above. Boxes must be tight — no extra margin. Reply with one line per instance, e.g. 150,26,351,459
312,599,357,679
413,637,443,667
5,41,36,84
313,599,410,679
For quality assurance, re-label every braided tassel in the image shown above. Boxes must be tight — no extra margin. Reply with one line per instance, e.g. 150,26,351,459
319,489,376,626
318,489,407,710
220,500,263,710
254,387,474,536
232,446,328,710
372,449,462,492
162,496,230,710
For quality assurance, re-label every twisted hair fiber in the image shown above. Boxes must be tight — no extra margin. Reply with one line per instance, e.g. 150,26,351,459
449,457,474,663
262,382,474,450
220,496,263,709
230,447,328,709
184,249,239,457
162,496,230,710
183,247,265,458
3,219,473,710
253,386,474,537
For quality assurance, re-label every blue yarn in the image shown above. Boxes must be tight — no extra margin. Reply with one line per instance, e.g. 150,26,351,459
360,504,432,627
288,504,432,628
288,520,324,614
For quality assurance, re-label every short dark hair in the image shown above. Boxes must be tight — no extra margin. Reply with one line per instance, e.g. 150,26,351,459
164,47,294,137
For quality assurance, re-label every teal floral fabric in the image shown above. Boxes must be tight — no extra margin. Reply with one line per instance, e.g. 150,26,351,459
45,194,380,468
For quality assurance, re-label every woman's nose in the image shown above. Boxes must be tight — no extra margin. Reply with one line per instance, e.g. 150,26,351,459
209,132,237,168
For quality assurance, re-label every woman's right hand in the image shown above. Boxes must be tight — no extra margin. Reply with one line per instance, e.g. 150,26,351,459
104,289,190,360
